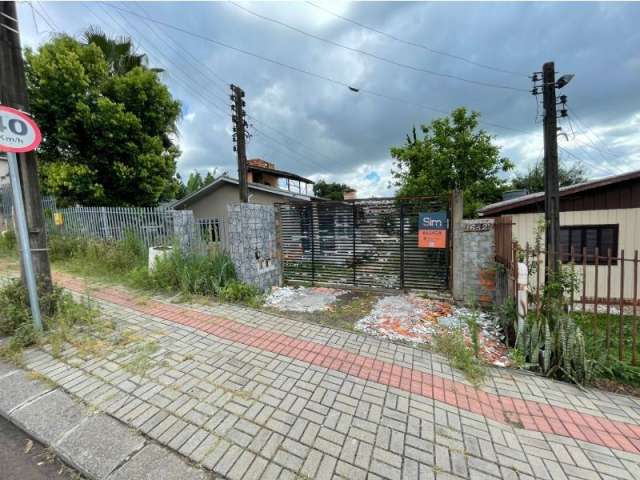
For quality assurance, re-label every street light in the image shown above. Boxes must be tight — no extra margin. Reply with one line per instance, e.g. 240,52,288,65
556,74,575,89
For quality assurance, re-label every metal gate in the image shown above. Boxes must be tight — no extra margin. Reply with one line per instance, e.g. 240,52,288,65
277,198,451,291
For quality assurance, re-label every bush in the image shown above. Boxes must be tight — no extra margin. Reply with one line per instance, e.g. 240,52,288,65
49,232,146,275
134,245,236,296
434,328,486,385
0,279,98,356
220,281,263,306
0,229,17,255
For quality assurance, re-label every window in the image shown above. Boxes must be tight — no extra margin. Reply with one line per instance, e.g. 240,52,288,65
560,224,618,264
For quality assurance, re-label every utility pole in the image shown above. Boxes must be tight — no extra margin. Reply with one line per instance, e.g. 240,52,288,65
532,62,572,279
230,84,248,203
0,2,52,295
542,62,561,277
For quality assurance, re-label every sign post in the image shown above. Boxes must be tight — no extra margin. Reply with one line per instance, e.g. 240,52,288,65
418,211,448,249
0,105,43,331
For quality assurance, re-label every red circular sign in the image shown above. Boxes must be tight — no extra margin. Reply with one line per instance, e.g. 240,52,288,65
0,105,42,153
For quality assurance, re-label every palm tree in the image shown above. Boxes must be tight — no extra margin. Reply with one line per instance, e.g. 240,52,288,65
82,26,162,75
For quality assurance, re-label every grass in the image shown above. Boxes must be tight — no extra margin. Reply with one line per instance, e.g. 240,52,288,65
572,311,640,390
433,328,486,386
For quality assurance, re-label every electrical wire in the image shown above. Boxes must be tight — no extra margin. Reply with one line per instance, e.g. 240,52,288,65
229,2,528,92
106,3,530,135
305,1,527,78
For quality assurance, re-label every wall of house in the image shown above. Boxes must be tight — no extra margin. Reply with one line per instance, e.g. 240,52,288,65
185,183,293,220
226,203,280,290
511,208,640,299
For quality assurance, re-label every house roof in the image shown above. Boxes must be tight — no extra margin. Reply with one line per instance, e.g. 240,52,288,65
171,175,319,209
478,169,640,217
248,164,314,184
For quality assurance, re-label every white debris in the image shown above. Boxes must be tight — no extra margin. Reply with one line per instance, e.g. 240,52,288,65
265,286,347,312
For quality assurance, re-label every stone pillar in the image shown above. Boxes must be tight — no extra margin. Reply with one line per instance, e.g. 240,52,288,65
451,190,464,302
172,210,194,249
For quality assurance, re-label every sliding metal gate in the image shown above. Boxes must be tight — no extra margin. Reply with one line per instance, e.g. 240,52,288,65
277,198,451,291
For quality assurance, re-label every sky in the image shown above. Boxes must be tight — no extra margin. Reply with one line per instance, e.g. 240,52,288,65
15,1,640,198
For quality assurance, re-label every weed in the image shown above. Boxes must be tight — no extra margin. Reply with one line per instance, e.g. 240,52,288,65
434,328,486,386
122,341,160,377
132,243,236,296
220,281,263,306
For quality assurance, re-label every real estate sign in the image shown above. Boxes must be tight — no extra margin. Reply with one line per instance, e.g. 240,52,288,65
418,211,448,249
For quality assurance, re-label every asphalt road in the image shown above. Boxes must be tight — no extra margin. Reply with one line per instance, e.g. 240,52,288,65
0,415,82,480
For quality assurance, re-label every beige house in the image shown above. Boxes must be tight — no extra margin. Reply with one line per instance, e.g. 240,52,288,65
173,175,316,220
479,170,640,301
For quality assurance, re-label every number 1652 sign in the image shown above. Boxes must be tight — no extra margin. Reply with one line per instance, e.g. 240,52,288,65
0,105,42,153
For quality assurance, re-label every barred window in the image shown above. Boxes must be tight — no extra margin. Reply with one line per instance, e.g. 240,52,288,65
560,224,618,264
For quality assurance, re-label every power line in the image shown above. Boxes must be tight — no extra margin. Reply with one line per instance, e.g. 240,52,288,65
106,3,530,136
229,2,528,92
305,1,527,78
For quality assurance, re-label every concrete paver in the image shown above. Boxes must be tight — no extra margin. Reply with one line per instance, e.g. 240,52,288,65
3,271,640,479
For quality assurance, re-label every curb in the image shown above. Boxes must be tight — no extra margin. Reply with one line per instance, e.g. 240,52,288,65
0,360,219,480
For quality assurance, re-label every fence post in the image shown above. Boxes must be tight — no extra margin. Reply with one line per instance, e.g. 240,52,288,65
101,207,111,240
517,261,528,337
451,189,464,302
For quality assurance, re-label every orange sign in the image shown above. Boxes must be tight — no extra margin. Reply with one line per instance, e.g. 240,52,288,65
418,211,448,249
419,229,447,248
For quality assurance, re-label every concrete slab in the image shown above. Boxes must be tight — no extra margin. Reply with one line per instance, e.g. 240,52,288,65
57,414,145,480
0,371,53,414
0,359,18,378
107,444,208,480
11,389,85,445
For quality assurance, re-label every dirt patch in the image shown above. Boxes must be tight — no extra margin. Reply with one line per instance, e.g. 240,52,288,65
264,287,379,332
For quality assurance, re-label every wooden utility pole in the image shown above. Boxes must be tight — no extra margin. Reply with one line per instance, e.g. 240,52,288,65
0,1,52,294
542,61,561,277
230,84,248,203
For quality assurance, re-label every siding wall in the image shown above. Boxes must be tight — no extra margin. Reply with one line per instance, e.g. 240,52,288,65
511,208,640,299
185,183,297,220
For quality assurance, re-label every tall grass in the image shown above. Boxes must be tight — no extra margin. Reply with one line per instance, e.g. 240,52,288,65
0,229,17,256
132,243,237,296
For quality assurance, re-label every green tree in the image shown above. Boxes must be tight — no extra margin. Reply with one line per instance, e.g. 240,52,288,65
203,170,216,186
25,35,181,207
185,171,204,194
511,162,587,193
82,26,159,75
391,108,513,217
313,180,354,200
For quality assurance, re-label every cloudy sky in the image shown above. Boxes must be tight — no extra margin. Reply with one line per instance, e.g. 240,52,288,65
16,1,640,197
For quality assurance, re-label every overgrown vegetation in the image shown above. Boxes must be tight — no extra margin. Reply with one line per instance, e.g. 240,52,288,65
131,244,237,297
0,279,99,362
0,229,17,256
434,327,486,386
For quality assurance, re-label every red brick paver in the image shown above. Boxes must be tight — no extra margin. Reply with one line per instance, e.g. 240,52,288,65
58,274,640,455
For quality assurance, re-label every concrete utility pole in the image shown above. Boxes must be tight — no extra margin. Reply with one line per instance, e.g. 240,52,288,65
230,84,248,203
542,62,561,277
0,2,53,295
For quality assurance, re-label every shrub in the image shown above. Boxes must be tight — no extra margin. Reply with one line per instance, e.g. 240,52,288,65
220,281,263,306
0,279,98,356
0,229,17,255
135,245,236,296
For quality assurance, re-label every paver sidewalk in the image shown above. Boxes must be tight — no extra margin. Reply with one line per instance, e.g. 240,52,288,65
4,271,640,479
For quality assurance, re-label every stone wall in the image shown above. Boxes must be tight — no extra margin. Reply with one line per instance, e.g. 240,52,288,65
462,218,496,306
226,203,280,291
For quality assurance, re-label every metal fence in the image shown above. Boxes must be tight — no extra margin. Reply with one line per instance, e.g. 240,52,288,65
195,217,229,250
0,183,56,228
278,198,451,291
504,242,639,366
50,206,178,248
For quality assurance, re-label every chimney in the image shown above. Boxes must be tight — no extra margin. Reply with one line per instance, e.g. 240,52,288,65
343,189,357,200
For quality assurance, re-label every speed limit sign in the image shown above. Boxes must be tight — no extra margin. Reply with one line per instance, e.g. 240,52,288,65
0,104,44,331
0,105,42,153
